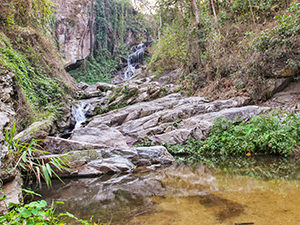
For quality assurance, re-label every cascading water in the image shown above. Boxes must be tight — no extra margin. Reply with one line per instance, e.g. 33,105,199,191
72,101,88,129
124,43,146,79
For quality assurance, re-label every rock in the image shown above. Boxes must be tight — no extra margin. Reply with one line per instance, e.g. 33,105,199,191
14,120,53,143
0,171,22,214
77,82,89,90
78,84,105,99
0,112,10,142
86,94,268,146
96,82,116,92
265,80,300,110
70,125,129,148
51,146,174,178
258,77,293,101
41,136,110,154
55,101,72,133
134,146,175,166
53,0,94,66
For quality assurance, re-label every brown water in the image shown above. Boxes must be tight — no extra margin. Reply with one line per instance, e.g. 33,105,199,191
34,157,300,225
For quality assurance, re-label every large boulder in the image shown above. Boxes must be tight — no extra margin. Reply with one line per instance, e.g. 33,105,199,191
41,136,110,154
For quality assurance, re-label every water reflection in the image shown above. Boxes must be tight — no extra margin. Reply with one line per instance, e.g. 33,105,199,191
34,157,300,225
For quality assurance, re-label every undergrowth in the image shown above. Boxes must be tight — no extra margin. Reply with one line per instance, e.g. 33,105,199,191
149,0,298,100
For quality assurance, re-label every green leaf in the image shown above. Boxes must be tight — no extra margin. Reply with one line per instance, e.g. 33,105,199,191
19,208,32,218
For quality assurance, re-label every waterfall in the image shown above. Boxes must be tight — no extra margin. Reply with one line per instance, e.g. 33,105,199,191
72,101,87,129
124,43,146,79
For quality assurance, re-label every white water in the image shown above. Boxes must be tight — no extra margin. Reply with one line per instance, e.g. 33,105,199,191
124,60,136,80
124,43,146,80
72,101,87,129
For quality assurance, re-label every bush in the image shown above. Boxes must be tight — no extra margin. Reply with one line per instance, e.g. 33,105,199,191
5,122,68,187
166,111,300,157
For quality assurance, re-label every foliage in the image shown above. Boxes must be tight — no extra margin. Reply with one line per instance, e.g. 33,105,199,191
0,195,96,225
250,1,300,77
231,0,290,21
149,0,295,99
0,33,65,116
0,0,55,31
165,111,300,157
70,0,147,84
5,122,68,187
149,21,188,73
69,54,117,84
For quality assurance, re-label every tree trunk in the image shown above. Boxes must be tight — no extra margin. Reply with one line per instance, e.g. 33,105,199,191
158,11,162,40
192,0,200,24
248,0,256,24
210,0,219,31
89,0,95,56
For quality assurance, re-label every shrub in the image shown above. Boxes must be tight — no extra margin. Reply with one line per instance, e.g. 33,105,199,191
166,111,300,157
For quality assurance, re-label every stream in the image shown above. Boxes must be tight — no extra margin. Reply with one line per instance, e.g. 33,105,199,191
33,156,300,225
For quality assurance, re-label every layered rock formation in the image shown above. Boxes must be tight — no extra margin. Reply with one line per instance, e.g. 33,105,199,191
54,0,94,66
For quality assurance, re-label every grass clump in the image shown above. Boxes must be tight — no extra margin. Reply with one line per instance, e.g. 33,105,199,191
5,122,68,187
166,111,300,157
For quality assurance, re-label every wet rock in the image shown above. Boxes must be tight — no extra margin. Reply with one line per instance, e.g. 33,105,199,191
70,125,129,148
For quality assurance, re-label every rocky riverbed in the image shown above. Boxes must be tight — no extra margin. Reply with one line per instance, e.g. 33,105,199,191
1,69,300,213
